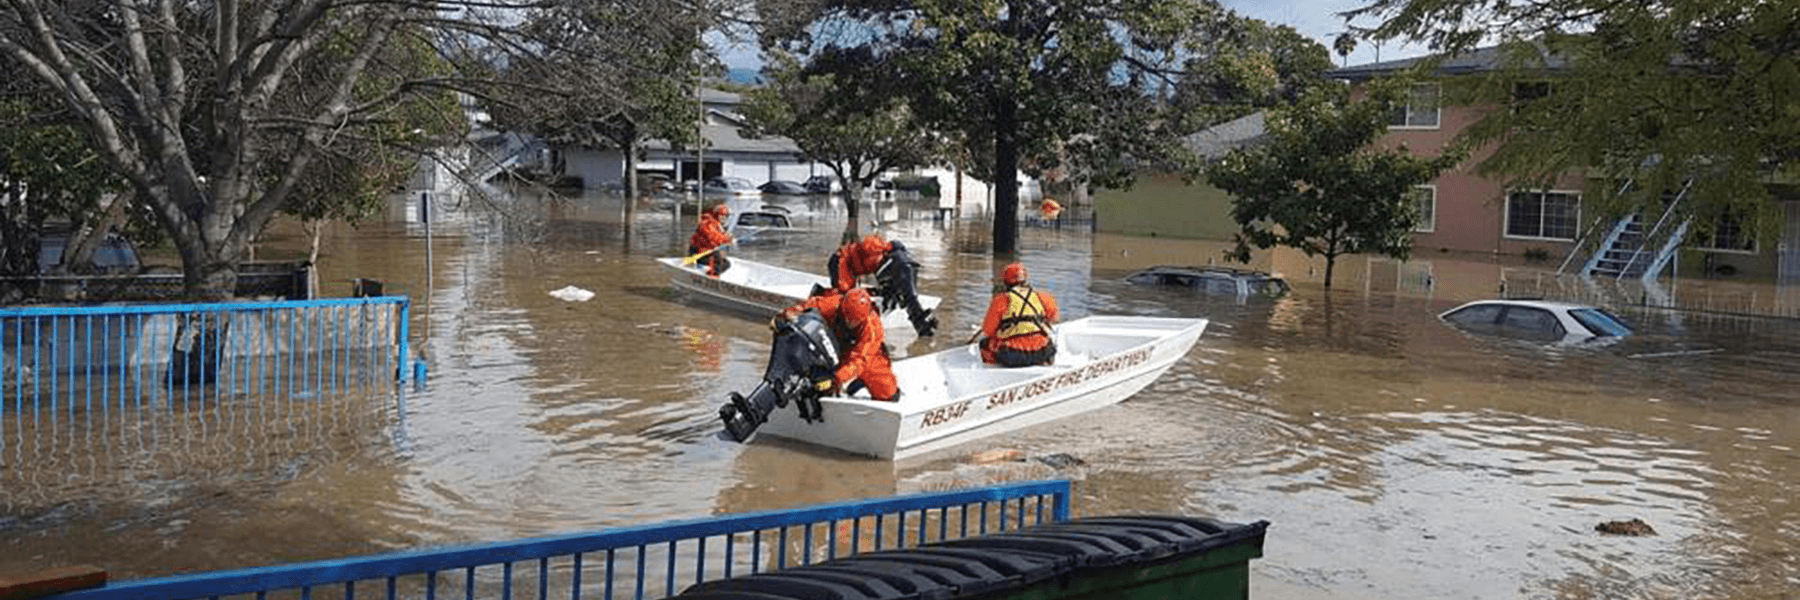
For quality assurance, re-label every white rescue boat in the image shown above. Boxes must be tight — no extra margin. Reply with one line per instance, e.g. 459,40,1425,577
655,256,941,332
755,316,1207,459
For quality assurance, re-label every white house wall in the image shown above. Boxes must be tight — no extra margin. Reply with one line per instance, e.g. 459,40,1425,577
725,160,767,182
773,163,815,183
561,146,819,189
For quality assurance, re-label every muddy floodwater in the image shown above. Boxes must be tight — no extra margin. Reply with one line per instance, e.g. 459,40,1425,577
3,191,1798,599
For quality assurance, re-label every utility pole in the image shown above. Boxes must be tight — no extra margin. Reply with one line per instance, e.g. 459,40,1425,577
693,22,706,219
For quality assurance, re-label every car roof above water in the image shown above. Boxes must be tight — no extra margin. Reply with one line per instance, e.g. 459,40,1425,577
1131,265,1279,279
1444,299,1604,313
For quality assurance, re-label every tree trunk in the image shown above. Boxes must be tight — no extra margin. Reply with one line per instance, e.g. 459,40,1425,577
62,192,133,273
1323,254,1337,288
954,163,964,220
992,93,1020,255
306,219,323,298
623,141,640,201
844,179,863,222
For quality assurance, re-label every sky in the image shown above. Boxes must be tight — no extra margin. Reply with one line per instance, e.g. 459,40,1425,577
1222,0,1430,67
712,0,1432,73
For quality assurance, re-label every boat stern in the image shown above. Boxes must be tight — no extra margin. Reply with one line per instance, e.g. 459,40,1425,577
756,397,907,458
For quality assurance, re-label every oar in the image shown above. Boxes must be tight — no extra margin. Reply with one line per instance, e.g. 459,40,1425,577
681,244,729,266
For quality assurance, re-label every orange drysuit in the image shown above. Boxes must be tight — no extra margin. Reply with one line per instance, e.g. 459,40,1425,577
829,234,893,292
779,288,898,401
688,206,734,276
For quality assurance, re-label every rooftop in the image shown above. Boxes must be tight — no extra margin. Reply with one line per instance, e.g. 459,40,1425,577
1325,43,1571,81
1182,111,1266,159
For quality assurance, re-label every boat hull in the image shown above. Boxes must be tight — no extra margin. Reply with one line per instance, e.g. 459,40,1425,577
756,316,1208,459
656,257,940,331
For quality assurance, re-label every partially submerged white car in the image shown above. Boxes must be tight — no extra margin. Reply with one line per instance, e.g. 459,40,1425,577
1439,299,1633,344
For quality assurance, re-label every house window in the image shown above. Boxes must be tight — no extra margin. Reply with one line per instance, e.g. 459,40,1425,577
1697,212,1757,253
1410,185,1436,233
1505,190,1580,240
1387,84,1440,129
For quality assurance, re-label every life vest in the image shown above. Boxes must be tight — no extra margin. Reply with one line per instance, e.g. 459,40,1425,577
997,285,1051,339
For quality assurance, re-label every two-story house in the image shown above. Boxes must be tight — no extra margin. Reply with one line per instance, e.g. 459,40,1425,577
1329,46,1800,282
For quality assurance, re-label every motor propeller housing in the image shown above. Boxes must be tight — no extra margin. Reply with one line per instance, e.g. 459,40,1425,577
719,309,841,442
873,241,938,337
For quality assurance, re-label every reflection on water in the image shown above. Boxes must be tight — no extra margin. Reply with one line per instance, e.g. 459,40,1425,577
2,190,1797,599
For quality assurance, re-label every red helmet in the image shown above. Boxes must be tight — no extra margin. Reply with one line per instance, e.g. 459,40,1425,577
1001,262,1028,285
841,288,876,324
709,204,730,217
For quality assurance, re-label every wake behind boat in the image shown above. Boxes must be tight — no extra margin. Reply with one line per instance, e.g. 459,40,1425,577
656,255,942,332
721,315,1207,459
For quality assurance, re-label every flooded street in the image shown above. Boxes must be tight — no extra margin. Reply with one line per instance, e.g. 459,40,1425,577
4,191,1798,599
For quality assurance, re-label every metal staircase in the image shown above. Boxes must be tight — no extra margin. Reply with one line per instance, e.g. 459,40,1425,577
1561,180,1693,283
461,132,543,184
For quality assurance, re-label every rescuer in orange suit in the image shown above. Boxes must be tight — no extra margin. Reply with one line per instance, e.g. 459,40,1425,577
688,203,734,276
778,287,898,401
1039,197,1064,221
979,262,1060,367
826,232,938,336
828,233,893,292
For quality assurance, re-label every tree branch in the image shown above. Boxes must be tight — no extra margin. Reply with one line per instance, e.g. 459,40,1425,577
229,9,402,253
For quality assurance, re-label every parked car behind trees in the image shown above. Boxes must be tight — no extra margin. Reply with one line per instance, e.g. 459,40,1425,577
759,180,811,195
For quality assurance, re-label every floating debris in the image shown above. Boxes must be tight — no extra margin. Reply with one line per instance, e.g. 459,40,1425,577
1595,518,1656,536
1033,453,1087,469
549,285,595,302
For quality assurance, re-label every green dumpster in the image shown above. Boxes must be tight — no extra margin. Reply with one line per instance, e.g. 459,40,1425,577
675,515,1268,600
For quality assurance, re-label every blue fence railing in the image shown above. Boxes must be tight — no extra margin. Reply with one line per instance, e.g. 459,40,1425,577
0,296,411,427
45,480,1072,600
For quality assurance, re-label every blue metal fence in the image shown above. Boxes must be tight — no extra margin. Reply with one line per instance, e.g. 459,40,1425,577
0,297,412,462
45,480,1072,600
0,296,411,411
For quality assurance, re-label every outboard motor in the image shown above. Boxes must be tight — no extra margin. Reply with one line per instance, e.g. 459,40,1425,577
719,308,841,442
872,240,938,336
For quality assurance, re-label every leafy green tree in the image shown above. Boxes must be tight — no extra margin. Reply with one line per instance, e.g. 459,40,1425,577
1167,18,1336,135
0,93,137,294
1208,80,1464,286
740,49,942,221
0,1,501,298
767,0,1233,254
488,0,711,202
1344,0,1800,235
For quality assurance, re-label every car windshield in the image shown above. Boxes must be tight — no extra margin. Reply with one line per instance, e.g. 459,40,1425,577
1569,308,1632,337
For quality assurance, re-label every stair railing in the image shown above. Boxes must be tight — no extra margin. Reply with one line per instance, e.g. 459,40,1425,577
1640,217,1692,283
1559,178,1636,275
1576,212,1637,277
1616,179,1693,280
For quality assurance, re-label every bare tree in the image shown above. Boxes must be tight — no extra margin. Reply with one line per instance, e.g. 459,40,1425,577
0,1,533,297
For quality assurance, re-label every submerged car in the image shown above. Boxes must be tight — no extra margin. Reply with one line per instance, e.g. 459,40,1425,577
1124,266,1289,298
37,231,142,275
1439,299,1632,343
803,175,841,193
734,211,792,230
758,180,811,195
702,177,762,197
